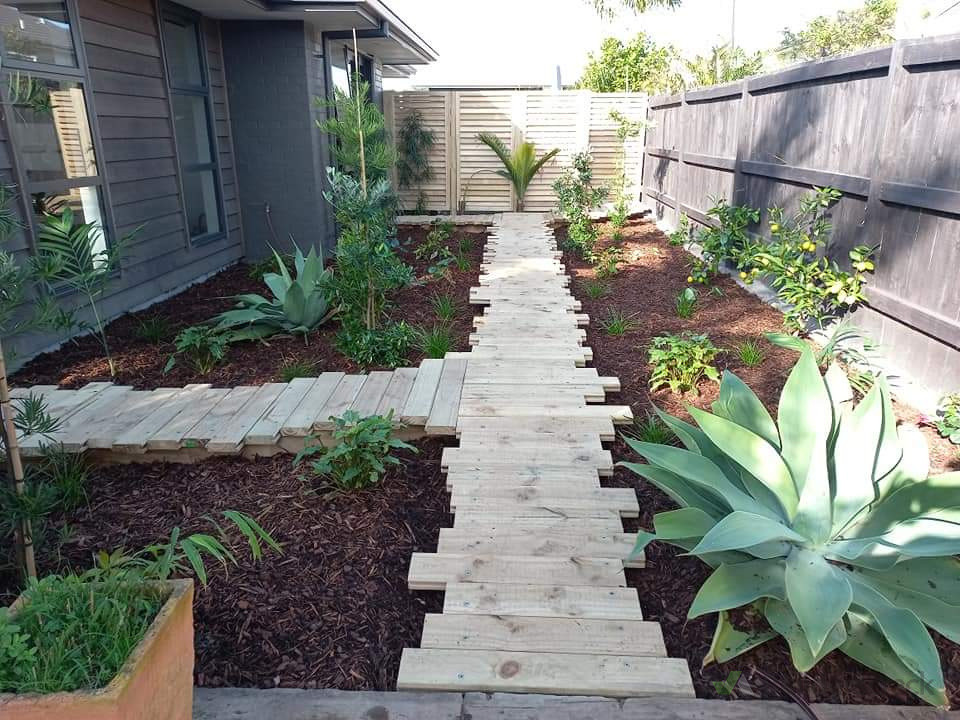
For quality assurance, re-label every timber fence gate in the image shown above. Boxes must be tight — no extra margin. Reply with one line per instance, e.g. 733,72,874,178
384,90,648,214
642,34,960,398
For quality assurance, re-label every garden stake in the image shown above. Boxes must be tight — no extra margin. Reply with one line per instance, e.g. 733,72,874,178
0,337,37,580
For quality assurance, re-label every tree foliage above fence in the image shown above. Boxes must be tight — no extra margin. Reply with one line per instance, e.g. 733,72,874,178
777,0,897,62
577,33,683,94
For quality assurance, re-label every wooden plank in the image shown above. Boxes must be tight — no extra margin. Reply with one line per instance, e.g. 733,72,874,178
397,648,694,697
40,385,135,453
46,382,113,423
437,529,643,567
456,416,616,441
147,388,231,450
425,359,468,435
86,388,181,449
114,385,210,452
314,375,368,430
245,378,316,445
408,553,627,591
420,614,665,656
442,447,614,472
207,383,286,453
453,513,623,534
376,368,418,417
349,371,394,418
457,404,632,423
902,36,960,67
443,582,642,620
747,47,891,92
449,487,639,518
740,160,871,197
183,386,259,447
402,359,443,424
878,181,960,216
282,373,343,436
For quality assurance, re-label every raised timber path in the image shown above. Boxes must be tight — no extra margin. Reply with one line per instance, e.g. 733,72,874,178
397,212,695,697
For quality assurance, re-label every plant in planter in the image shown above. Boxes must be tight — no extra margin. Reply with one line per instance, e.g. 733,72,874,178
0,510,279,720
623,351,960,706
477,133,559,211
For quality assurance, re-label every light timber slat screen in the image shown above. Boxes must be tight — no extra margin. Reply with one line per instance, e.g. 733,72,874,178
642,35,960,398
384,90,648,214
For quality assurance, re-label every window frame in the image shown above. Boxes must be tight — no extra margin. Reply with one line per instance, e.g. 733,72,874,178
160,1,225,247
0,0,117,270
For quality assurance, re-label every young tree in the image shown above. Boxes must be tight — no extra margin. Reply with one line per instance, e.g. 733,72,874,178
685,44,765,88
396,111,434,214
777,0,897,62
586,0,681,19
577,33,683,94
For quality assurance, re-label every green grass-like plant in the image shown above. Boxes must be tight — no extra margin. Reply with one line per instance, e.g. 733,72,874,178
600,308,637,337
735,339,765,367
623,353,960,706
584,280,609,300
418,324,455,359
279,360,317,383
134,315,172,345
432,293,458,322
648,332,721,394
621,411,675,446
294,410,416,490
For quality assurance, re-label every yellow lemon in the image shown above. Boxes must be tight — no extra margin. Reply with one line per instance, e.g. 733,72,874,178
739,271,748,279
687,276,694,283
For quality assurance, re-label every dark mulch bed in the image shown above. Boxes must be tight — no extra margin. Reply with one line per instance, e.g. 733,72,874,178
0,439,449,690
561,217,960,707
12,225,485,390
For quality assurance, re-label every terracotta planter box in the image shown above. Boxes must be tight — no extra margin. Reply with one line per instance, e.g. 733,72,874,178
0,579,194,720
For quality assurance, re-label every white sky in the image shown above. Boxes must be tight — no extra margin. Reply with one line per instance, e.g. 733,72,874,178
385,0,956,89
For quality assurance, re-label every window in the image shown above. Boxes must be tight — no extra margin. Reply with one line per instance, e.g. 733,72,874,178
162,6,222,243
1,2,109,258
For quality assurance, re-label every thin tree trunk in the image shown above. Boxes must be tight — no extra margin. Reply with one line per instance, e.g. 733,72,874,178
0,338,37,580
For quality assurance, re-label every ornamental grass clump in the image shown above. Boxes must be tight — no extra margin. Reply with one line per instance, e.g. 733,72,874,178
623,351,960,706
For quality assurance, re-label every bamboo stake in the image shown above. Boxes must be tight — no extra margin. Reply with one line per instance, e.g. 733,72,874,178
0,338,37,580
352,27,368,198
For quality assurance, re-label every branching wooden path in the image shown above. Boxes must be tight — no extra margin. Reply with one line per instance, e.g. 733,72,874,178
397,213,695,697
10,359,465,461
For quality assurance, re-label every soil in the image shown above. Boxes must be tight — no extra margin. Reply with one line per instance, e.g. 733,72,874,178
0,440,449,691
561,217,960,707
12,225,485,390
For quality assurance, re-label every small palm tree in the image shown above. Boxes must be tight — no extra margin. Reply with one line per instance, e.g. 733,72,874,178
477,133,560,211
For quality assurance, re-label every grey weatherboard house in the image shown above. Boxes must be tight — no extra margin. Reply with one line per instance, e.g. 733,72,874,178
0,0,436,366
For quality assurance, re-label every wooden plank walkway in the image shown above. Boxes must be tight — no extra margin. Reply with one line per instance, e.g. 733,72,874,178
398,213,694,698
10,359,465,460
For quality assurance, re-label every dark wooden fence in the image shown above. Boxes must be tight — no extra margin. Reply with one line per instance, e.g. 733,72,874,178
642,34,960,400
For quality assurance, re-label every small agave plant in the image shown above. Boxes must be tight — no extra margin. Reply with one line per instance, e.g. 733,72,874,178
215,245,332,339
623,351,959,706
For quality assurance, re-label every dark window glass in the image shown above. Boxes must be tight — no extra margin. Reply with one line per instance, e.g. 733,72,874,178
162,16,203,88
4,73,97,182
171,94,212,165
0,1,77,67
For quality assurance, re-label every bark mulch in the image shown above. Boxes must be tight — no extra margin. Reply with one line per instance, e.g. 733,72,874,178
0,440,449,691
561,216,959,707
12,225,485,391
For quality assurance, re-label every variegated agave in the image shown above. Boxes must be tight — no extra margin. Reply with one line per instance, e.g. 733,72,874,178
623,351,959,706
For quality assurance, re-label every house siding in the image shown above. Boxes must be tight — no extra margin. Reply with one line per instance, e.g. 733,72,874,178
2,0,243,368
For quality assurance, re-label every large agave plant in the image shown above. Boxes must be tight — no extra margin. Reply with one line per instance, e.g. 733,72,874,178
214,245,332,339
477,133,559,211
623,351,959,706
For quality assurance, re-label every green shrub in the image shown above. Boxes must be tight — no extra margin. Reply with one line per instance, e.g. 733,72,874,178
554,151,607,258
418,324,455,359
623,354,959,706
688,198,759,285
648,332,721,394
675,287,697,318
165,325,230,375
336,320,415,368
0,511,278,694
214,245,331,340
935,393,960,445
415,220,454,261
592,245,623,280
294,410,416,490
668,213,690,246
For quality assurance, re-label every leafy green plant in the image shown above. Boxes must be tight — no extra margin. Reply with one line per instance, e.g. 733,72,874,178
318,80,395,186
294,410,416,490
675,287,697,318
584,280,609,300
477,133,560,211
0,510,279,694
31,207,139,378
623,353,958,706
621,411,675,446
668,213,690,246
336,320,415,368
164,325,229,375
213,245,332,341
935,393,960,445
689,198,759,285
418,324,455,359
457,235,475,256
35,444,89,510
777,0,896,62
415,220,454,261
279,360,317,382
554,151,607,259
608,109,646,228
600,308,637,337
453,250,472,273
396,111,435,214
685,43,764,87
734,339,765,367
593,244,623,280
427,247,455,282
432,293,458,322
11,394,61,439
576,32,683,94
648,332,721,394
134,315,172,345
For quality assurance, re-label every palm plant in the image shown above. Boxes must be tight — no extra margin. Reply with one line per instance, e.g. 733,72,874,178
623,352,960,706
477,133,560,211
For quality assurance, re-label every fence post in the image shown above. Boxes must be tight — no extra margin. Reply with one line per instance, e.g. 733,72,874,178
673,91,689,228
445,92,458,214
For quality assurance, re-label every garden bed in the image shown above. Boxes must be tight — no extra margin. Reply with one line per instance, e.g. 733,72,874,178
12,224,485,391
0,439,449,691
560,217,959,707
